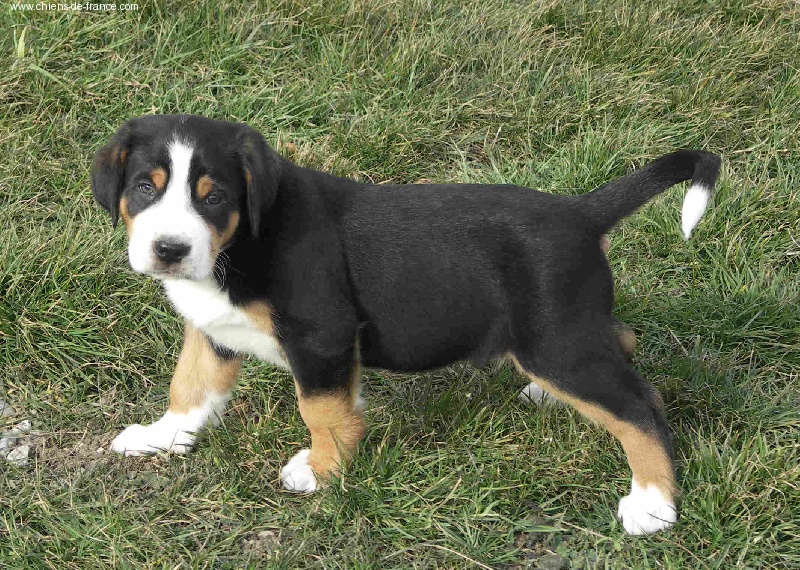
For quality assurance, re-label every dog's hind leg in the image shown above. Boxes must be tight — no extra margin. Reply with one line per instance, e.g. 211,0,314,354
599,236,636,359
510,335,676,535
521,236,635,407
519,320,635,406
279,339,365,493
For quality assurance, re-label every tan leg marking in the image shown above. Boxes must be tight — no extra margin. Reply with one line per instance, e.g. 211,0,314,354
168,323,243,414
509,356,675,499
295,359,365,482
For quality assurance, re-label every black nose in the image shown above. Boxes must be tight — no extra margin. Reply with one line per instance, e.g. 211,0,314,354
154,239,191,263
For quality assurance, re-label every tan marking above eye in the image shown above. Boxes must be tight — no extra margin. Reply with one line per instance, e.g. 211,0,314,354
196,175,214,199
150,167,167,192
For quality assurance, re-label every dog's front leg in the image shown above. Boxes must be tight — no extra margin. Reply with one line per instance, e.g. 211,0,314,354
111,323,243,455
280,345,365,492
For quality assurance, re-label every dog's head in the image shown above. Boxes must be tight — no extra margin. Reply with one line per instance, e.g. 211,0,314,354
91,114,281,280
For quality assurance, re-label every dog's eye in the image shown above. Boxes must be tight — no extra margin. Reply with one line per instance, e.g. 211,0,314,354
137,182,155,196
204,192,223,205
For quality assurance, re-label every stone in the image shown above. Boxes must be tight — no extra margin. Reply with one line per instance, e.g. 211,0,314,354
6,445,30,466
0,399,14,418
0,434,18,452
537,554,568,570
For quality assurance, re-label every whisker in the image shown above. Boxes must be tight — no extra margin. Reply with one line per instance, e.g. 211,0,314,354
213,251,229,284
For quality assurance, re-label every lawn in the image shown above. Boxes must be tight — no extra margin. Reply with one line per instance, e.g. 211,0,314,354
1,0,798,568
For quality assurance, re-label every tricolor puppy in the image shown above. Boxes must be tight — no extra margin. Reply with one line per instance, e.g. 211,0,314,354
91,114,720,535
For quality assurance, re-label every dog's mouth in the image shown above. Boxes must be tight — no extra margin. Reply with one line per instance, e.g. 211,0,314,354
149,270,212,283
137,262,210,282
127,243,213,282
145,267,186,278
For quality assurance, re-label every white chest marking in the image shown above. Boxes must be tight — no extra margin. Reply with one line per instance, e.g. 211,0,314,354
163,278,290,369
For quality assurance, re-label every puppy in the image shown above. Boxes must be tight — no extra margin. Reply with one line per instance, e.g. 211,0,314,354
91,114,720,534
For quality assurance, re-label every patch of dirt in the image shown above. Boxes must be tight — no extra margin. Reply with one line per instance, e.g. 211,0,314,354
507,505,569,570
4,424,118,478
242,529,282,558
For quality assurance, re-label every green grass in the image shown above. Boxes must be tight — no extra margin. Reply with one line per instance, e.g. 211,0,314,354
1,0,799,568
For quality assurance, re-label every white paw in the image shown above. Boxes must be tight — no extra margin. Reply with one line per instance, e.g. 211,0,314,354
280,449,318,493
110,419,196,456
518,382,560,406
617,482,677,535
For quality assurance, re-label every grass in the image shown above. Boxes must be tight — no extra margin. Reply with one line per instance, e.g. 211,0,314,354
1,0,798,567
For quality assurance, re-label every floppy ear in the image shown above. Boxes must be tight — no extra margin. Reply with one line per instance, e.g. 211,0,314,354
237,125,282,238
91,125,133,227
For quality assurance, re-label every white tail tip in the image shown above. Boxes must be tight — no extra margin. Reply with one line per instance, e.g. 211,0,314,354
681,184,710,239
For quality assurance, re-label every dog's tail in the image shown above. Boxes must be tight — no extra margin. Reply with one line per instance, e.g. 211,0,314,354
584,150,721,239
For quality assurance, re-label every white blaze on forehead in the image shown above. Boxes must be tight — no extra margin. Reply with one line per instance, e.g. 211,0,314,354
166,140,194,203
127,139,214,280
159,140,199,226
